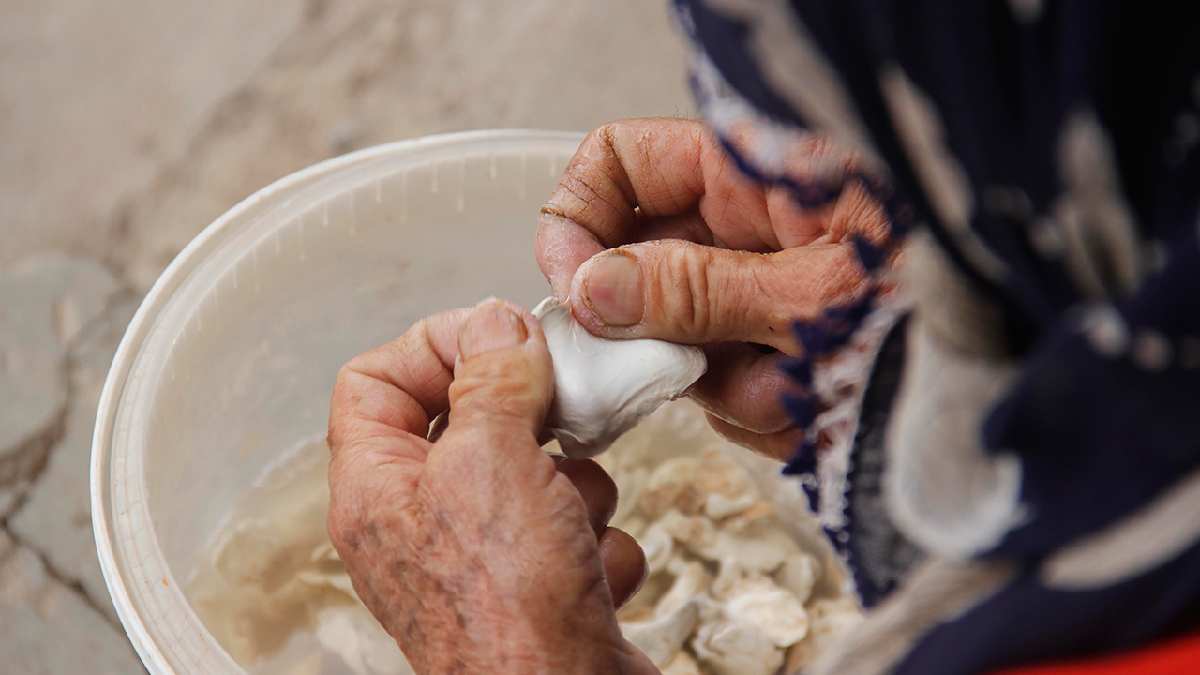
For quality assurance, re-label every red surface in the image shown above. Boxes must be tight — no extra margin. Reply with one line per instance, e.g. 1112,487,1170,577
992,632,1200,675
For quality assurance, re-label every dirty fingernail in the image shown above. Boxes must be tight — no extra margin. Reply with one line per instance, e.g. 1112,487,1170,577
582,252,643,326
460,300,528,358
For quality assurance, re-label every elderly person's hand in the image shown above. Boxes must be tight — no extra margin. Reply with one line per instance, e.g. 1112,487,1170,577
327,300,657,675
537,118,888,461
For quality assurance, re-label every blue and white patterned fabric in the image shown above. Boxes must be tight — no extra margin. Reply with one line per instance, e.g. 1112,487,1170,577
672,1,1200,673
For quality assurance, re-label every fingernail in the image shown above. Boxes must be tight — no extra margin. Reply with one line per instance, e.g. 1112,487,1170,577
460,300,528,358
581,252,643,326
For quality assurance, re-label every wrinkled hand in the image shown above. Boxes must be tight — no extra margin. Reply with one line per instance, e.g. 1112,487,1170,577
536,118,889,460
327,300,656,675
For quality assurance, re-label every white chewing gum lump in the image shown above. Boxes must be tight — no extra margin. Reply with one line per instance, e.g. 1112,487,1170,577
532,297,707,458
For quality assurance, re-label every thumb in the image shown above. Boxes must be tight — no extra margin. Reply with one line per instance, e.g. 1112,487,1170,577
442,299,554,446
568,240,863,352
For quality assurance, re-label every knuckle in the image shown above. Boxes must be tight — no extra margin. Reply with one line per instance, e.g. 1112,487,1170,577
582,122,613,148
660,244,774,342
572,123,621,181
543,123,632,240
818,246,866,303
833,181,888,243
660,243,714,337
767,246,863,326
449,356,546,422
589,122,620,155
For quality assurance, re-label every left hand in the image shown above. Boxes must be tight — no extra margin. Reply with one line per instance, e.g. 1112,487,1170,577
536,118,890,460
326,300,656,675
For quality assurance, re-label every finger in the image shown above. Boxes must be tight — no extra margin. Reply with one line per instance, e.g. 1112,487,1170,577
536,119,707,297
706,413,806,463
568,239,867,352
690,344,795,434
598,527,646,609
438,299,554,462
554,457,619,536
535,120,887,302
537,118,782,299
758,165,889,250
632,211,716,246
328,308,470,462
536,212,605,300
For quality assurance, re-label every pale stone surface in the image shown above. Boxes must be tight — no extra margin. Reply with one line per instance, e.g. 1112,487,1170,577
11,298,139,620
0,0,307,268
0,531,144,673
0,255,119,487
115,0,691,287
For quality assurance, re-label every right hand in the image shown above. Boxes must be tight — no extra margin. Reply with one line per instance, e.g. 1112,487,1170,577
535,118,890,460
327,300,655,675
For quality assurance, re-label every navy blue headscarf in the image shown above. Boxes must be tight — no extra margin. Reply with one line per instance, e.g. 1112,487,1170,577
674,1,1200,672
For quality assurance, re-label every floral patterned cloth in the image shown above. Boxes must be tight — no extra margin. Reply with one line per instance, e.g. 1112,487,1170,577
672,1,1200,672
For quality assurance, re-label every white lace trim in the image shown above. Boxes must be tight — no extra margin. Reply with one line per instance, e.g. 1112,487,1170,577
811,296,908,532
690,51,868,193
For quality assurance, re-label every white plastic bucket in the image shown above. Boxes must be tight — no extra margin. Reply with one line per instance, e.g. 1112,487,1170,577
91,130,586,674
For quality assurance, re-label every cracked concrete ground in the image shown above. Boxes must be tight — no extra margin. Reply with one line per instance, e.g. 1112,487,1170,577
2,0,690,670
